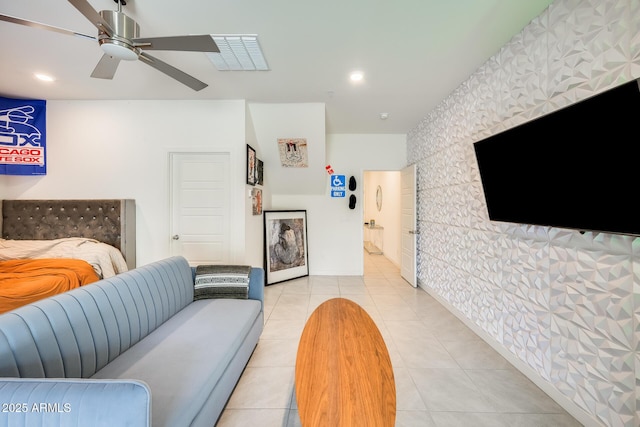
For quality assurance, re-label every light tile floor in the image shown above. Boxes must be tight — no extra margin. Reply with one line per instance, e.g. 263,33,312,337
217,251,582,427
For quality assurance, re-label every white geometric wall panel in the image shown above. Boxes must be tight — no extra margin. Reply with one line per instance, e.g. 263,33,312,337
407,1,639,426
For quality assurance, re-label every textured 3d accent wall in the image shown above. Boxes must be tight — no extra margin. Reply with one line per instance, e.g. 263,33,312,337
407,1,639,426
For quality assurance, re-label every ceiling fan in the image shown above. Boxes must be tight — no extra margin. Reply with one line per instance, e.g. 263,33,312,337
0,0,219,91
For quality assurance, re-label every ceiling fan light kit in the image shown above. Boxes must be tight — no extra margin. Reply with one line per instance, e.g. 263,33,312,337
97,9,140,61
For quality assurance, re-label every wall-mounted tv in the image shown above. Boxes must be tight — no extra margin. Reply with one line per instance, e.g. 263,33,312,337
473,78,640,236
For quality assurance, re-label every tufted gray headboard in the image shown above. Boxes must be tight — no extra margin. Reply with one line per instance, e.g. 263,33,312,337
1,199,136,269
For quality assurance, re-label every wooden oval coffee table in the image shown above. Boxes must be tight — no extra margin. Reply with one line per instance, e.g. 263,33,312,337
295,298,396,427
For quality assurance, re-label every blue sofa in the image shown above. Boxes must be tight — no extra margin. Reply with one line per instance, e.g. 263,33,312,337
0,256,264,427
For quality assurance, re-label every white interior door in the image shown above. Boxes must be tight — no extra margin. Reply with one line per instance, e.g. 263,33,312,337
170,152,231,265
401,164,417,287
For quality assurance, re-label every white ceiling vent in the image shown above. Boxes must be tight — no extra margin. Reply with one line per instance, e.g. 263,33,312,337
206,35,269,71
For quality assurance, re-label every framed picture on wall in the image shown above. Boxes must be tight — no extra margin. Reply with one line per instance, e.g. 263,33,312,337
252,188,263,215
246,145,256,185
277,138,308,167
256,159,264,185
263,210,309,285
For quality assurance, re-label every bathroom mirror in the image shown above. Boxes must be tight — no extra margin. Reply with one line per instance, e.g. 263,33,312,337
376,185,382,211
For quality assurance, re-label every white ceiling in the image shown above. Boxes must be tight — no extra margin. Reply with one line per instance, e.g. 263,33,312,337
0,0,554,134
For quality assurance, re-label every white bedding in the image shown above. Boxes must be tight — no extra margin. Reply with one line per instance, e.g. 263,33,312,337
0,237,128,279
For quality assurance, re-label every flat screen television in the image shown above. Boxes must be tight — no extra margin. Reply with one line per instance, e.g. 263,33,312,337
473,78,640,236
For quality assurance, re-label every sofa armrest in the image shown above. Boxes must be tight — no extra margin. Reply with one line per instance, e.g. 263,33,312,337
0,378,151,427
248,267,265,310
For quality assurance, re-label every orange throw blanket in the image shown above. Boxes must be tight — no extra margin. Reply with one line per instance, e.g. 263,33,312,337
0,259,100,314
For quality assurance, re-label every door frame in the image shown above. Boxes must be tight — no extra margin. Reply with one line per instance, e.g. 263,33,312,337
361,167,417,286
400,163,417,287
361,169,402,269
167,147,244,264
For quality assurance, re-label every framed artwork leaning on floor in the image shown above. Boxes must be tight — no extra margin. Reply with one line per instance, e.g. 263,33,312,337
263,210,309,285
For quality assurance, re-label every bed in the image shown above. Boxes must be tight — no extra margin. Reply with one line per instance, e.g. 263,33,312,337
0,199,136,314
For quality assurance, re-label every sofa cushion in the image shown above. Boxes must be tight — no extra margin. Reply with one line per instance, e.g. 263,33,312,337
194,265,251,300
91,298,262,426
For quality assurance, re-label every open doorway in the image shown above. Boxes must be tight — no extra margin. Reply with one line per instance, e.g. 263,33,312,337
362,171,402,269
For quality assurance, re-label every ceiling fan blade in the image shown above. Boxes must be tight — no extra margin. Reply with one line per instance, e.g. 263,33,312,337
0,13,95,40
138,52,208,91
134,35,219,52
90,54,121,79
67,0,114,35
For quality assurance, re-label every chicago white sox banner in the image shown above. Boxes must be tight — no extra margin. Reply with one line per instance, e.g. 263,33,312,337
0,97,47,175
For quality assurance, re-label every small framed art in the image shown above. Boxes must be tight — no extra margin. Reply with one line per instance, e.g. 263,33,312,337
246,144,256,185
256,159,264,185
277,138,308,167
252,188,263,215
263,210,309,285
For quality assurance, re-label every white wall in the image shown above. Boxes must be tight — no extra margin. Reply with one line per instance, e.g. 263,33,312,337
407,1,640,426
0,100,406,276
273,133,406,275
0,99,249,267
363,171,401,266
245,102,326,271
244,104,270,268
247,103,326,195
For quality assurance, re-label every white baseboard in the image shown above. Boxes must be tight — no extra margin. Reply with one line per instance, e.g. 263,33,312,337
417,280,599,427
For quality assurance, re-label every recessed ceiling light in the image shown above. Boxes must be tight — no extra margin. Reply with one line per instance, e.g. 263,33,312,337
34,73,55,82
349,71,364,83
380,113,389,120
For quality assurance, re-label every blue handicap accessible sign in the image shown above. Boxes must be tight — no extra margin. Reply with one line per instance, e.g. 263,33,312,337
331,174,346,197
